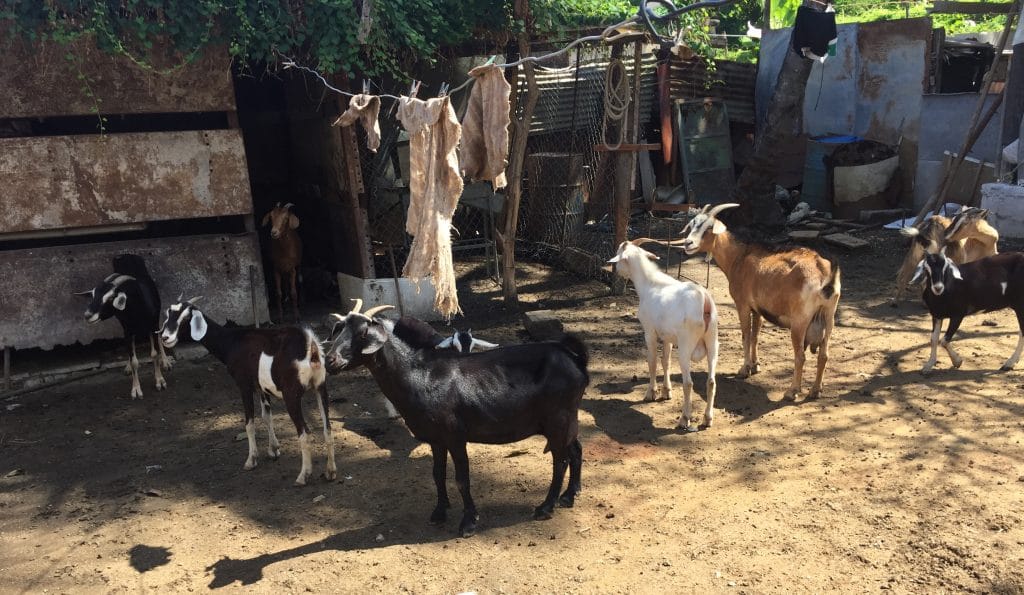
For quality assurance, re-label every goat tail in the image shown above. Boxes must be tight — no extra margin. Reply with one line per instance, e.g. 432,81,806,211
559,333,589,371
821,263,841,300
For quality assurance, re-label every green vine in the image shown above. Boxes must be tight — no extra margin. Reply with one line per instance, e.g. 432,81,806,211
2,1,719,83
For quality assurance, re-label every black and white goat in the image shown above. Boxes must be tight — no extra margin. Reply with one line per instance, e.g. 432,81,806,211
911,251,1024,373
77,254,171,399
160,297,335,485
325,301,589,538
436,329,499,353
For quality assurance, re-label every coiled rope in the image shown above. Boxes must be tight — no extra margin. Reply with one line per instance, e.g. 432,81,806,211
602,58,632,151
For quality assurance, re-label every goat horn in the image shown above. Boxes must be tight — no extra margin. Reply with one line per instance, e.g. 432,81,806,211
330,313,346,322
177,293,184,302
283,202,294,210
706,203,740,219
631,236,687,247
275,201,281,208
348,298,363,314
187,296,203,304
363,304,395,318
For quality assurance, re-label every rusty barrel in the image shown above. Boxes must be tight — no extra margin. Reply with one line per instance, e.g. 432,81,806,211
524,152,587,246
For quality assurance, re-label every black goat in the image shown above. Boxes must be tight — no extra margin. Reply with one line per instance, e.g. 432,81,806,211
911,251,1024,373
324,302,589,537
160,297,335,485
77,254,171,399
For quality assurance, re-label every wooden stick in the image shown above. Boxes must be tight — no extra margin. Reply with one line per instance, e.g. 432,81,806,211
914,2,1018,224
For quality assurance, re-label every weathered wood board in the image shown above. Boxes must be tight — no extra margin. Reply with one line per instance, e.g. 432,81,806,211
0,234,269,350
0,37,234,118
0,130,252,234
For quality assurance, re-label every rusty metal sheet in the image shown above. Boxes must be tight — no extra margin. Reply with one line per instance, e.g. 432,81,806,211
0,37,234,118
671,59,757,124
0,130,252,234
0,234,269,351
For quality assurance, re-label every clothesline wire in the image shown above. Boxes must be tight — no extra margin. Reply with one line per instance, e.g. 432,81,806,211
279,13,658,104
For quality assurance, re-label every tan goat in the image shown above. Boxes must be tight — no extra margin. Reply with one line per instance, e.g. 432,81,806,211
678,203,841,400
262,202,303,323
894,207,998,302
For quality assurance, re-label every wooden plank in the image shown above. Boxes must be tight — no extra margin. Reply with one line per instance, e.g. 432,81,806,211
0,37,234,118
929,1,1015,14
0,130,253,235
594,143,662,152
0,234,269,351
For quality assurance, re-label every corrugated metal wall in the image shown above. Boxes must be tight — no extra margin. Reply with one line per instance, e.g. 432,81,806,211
520,51,756,133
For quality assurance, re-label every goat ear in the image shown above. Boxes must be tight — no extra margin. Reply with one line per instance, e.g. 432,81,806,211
261,212,271,227
909,259,927,285
606,254,621,264
288,213,300,229
641,248,660,261
948,262,963,280
361,323,389,354
712,219,727,234
190,310,208,341
112,292,128,311
74,289,94,297
436,336,454,349
471,338,499,350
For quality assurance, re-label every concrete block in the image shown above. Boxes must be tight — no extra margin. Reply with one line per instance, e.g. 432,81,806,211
981,183,1024,238
823,232,870,250
523,310,564,341
337,273,440,321
788,230,820,241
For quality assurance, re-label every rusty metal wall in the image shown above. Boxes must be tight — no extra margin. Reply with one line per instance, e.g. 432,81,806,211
0,234,270,351
670,59,757,124
0,37,234,118
0,130,252,234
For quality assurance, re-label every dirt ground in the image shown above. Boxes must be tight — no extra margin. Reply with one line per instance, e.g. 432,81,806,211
3,230,1024,594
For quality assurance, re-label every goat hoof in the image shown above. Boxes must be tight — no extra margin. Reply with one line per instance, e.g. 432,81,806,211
430,508,448,525
458,514,479,537
243,459,257,471
294,472,310,486
783,390,799,401
806,389,821,400
323,469,337,481
677,421,698,433
999,364,1015,372
642,388,656,402
533,504,555,520
558,493,576,508
267,447,281,460
130,387,144,399
155,378,167,391
699,418,713,429
951,359,963,369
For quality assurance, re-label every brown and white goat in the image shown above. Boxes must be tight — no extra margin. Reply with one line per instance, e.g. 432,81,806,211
678,203,841,400
160,297,334,485
262,202,303,323
607,240,719,430
895,208,998,301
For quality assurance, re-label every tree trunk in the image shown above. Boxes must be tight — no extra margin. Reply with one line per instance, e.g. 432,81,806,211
730,17,815,230
501,0,539,304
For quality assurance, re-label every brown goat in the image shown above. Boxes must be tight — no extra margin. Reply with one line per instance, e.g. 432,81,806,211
894,208,998,302
262,202,303,323
678,203,841,400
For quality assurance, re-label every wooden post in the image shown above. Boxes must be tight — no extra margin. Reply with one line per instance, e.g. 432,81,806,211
332,75,374,279
501,0,539,304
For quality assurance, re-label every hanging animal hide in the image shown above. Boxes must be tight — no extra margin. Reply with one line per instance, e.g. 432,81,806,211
460,64,511,189
333,93,381,152
397,95,464,319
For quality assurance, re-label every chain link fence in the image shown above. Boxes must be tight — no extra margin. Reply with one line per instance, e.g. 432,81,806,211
355,45,713,289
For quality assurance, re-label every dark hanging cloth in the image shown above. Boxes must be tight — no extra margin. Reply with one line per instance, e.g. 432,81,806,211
791,6,837,60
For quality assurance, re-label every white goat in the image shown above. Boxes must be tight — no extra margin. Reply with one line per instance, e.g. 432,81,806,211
607,240,720,430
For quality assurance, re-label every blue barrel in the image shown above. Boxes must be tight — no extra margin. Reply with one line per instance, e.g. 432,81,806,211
803,135,860,213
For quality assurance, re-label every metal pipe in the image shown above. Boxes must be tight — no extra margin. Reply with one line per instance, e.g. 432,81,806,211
0,222,147,242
